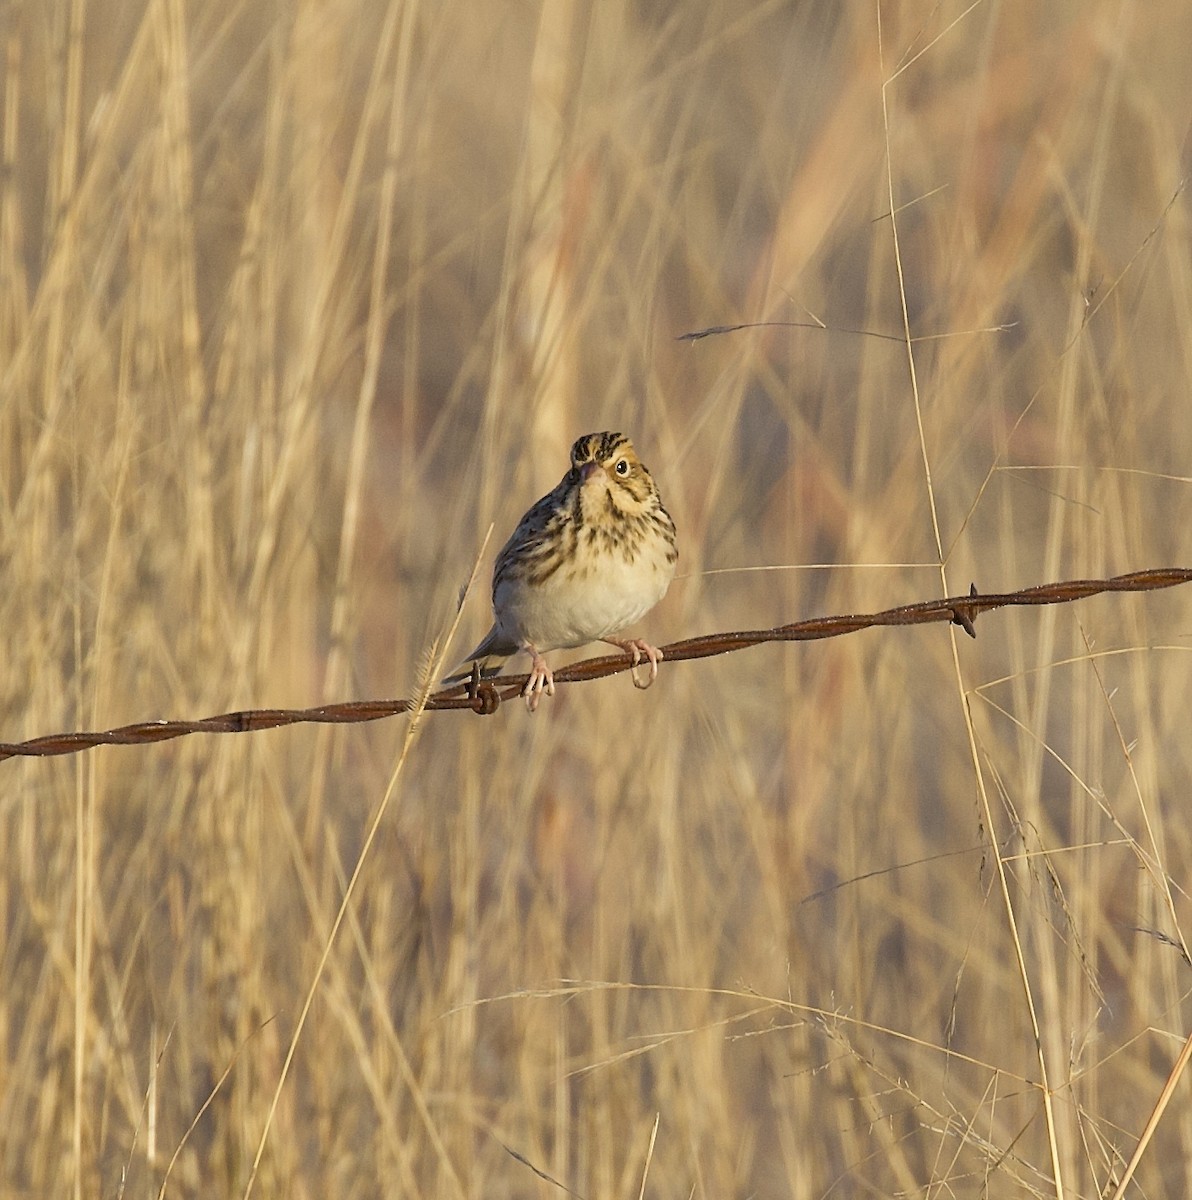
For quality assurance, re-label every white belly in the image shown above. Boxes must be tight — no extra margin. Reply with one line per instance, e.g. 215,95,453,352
495,538,673,651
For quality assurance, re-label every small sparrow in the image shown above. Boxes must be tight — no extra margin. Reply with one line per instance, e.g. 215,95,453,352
447,431,677,711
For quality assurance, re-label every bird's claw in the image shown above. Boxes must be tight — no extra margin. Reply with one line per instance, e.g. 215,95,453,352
606,638,663,690
523,650,556,713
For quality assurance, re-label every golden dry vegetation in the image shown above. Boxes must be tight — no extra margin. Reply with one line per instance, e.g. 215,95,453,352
3,1,1192,1196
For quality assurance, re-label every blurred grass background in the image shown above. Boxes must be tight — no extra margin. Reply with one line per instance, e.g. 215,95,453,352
2,1,1192,1195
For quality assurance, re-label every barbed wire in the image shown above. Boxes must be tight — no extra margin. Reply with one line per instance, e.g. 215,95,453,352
1,567,1188,762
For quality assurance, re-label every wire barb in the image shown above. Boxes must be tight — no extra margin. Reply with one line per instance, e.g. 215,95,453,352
1,567,1188,761
466,661,501,715
950,582,980,638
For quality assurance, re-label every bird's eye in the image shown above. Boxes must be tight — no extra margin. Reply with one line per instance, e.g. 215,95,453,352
615,459,629,476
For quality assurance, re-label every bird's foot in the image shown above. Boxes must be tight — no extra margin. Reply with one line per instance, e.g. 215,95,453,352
522,645,556,712
603,637,663,690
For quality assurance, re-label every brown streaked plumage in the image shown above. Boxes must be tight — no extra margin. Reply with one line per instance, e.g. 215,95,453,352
446,431,677,711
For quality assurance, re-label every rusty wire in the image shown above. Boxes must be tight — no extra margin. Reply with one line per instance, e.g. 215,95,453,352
1,567,1188,762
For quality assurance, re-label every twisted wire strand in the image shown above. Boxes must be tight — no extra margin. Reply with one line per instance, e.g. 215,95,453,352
2,567,1188,762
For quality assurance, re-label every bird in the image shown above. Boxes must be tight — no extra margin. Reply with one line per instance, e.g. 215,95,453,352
446,431,677,712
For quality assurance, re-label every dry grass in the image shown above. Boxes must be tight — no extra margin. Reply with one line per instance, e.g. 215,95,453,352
2,1,1192,1196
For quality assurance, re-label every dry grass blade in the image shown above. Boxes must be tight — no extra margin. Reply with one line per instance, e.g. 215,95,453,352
1107,1031,1192,1200
637,1114,660,1200
239,539,487,1199
502,1143,586,1199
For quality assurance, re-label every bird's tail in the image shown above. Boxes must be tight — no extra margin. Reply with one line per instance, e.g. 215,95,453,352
441,626,516,687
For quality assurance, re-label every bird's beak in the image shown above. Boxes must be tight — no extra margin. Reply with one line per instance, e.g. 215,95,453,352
579,461,600,482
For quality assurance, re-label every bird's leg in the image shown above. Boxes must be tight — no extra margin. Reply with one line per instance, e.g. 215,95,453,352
521,642,555,712
602,637,664,690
